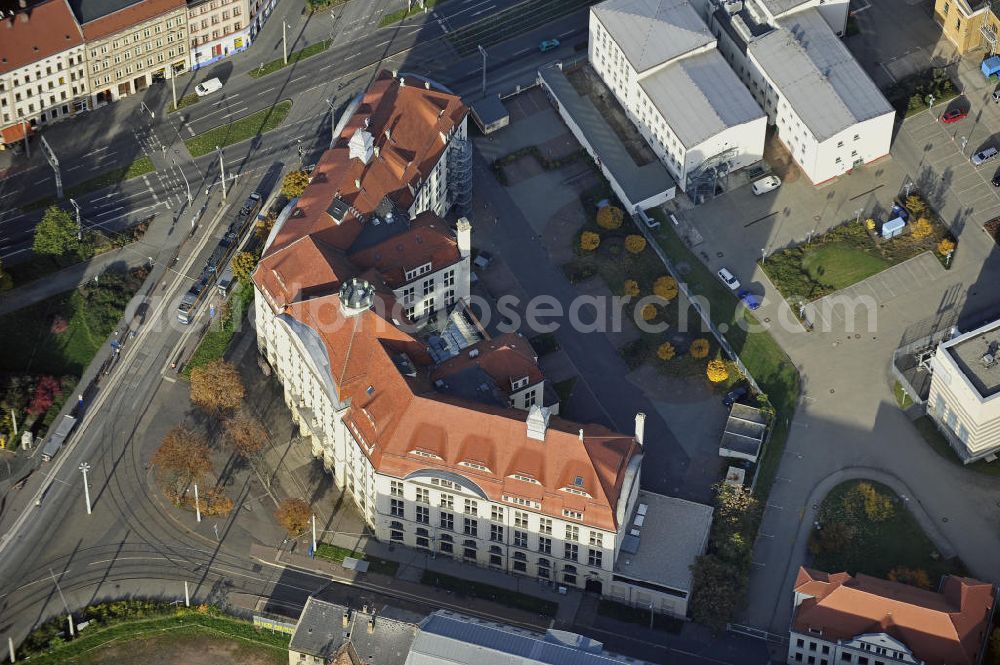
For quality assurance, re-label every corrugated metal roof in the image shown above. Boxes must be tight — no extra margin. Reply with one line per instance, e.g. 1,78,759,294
638,50,765,149
748,8,893,142
405,611,654,665
756,0,813,19
592,0,714,73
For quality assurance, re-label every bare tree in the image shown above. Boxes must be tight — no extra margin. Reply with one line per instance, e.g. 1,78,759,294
275,498,311,537
152,426,213,500
190,359,244,414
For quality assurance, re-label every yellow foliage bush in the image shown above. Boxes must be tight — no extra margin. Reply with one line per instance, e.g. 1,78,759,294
911,218,933,240
653,275,678,300
937,238,955,256
640,304,657,321
865,218,876,232
580,231,601,251
689,338,710,359
625,235,647,254
657,342,676,361
623,279,640,297
596,206,624,230
706,359,728,383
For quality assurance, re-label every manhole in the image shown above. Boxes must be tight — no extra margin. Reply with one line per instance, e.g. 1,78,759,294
942,517,949,523
719,323,729,333
830,388,835,393
855,334,861,339
813,215,821,221
764,317,770,323
716,251,724,258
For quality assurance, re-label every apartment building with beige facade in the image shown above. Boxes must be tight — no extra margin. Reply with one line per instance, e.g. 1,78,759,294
187,0,247,70
74,0,189,105
933,0,1000,54
0,0,89,149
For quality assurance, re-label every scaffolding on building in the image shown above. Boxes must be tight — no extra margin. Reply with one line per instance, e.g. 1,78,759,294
447,137,473,211
686,146,739,205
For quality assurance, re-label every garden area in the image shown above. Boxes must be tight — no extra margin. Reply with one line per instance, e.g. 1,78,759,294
886,67,959,117
808,480,967,583
760,193,956,301
15,600,288,665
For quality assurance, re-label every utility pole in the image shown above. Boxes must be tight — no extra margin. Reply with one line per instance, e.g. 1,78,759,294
48,568,73,637
216,146,227,201
171,72,177,111
325,97,337,148
20,119,29,159
40,135,62,199
903,181,914,198
283,22,289,66
70,198,81,241
854,207,864,225
193,483,202,522
79,462,91,515
478,45,488,96
184,581,190,607
311,513,317,555
10,409,17,437
8,636,14,663
172,157,192,204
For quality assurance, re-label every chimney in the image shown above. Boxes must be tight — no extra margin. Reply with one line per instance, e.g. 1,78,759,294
342,610,350,627
456,217,471,258
367,615,376,634
578,429,584,442
400,76,406,87
354,178,361,189
373,145,380,158
384,128,391,141
634,412,646,446
526,405,551,441
424,80,431,90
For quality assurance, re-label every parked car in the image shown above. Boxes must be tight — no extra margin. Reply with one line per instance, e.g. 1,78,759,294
971,146,998,166
738,289,761,310
473,250,493,269
195,77,223,96
539,39,561,52
751,174,781,196
723,385,748,407
993,170,1000,187
941,108,968,124
717,267,740,291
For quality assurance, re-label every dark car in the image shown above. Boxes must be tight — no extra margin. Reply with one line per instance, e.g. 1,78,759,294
993,171,1000,187
723,385,748,407
738,289,761,310
941,108,968,124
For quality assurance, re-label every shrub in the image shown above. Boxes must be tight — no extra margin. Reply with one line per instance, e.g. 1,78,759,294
280,170,310,199
596,205,624,230
653,275,678,300
690,338,710,359
27,376,62,417
865,218,876,232
640,304,657,321
580,231,601,252
707,359,728,383
887,566,932,590
937,238,955,256
911,218,933,240
657,342,676,361
625,235,647,254
623,279,640,297
905,194,927,217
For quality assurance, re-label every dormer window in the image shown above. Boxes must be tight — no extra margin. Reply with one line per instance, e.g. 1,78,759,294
459,460,491,473
410,448,443,460
404,262,432,281
510,473,540,485
510,376,529,390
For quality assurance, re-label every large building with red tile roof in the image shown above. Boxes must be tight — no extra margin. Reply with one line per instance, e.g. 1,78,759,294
251,72,712,615
0,0,88,147
789,568,995,665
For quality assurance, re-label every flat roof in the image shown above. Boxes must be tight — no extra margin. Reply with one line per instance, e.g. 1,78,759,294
756,0,814,18
639,49,765,149
592,0,714,73
942,318,1000,398
748,8,893,142
720,403,767,462
614,490,713,593
538,64,676,209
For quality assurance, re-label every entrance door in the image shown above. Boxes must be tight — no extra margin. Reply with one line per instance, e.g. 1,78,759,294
212,44,223,57
585,578,603,594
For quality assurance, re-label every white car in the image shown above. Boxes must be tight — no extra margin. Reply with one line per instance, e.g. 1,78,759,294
751,175,781,196
195,77,223,96
717,267,741,291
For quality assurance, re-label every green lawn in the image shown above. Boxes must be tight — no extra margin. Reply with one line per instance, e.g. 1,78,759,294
181,284,254,378
0,271,140,378
168,93,200,114
23,156,155,211
185,101,292,157
799,243,890,291
314,542,400,576
914,415,1000,477
420,571,558,616
379,0,439,26
248,41,331,79
810,480,967,581
894,381,914,409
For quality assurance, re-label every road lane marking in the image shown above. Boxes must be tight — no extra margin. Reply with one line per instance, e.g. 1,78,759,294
291,75,307,83
470,4,495,16
256,87,275,95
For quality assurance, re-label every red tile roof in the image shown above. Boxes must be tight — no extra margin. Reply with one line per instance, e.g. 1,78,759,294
793,567,995,665
267,70,467,255
432,332,544,395
80,0,184,41
350,211,460,288
281,294,641,531
0,0,83,76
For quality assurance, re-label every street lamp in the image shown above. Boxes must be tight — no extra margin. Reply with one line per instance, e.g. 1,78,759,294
172,157,192,204
761,247,766,264
960,136,968,155
478,45,488,96
325,97,337,149
193,482,202,522
903,181,914,198
282,21,291,65
79,462,91,515
928,94,935,118
215,146,227,202
854,207,864,225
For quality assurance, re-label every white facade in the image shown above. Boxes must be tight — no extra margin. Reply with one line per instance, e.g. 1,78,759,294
928,320,1000,462
398,258,470,320
787,631,922,665
0,45,89,131
187,0,251,70
407,116,469,220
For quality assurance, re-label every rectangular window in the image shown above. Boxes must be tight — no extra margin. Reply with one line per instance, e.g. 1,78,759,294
538,537,551,554
514,511,528,529
422,279,433,296
464,499,477,515
464,518,477,537
795,655,803,663
390,480,403,497
491,506,504,522
797,640,805,648
443,270,455,287
415,487,429,504
589,532,603,547
490,554,502,566
390,528,403,541
514,530,528,548
822,647,830,655
416,506,429,524
440,541,453,554
490,524,503,542
440,512,453,530
390,499,404,518
539,518,552,535
564,543,578,561
841,655,851,662
588,549,602,567
440,494,453,509
565,525,579,541
513,560,527,572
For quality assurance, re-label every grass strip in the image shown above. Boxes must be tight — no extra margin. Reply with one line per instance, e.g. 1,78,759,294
379,0,439,27
168,93,200,113
22,156,155,211
421,570,557,616
185,101,292,157
314,542,399,576
25,612,289,664
181,283,254,378
248,41,331,79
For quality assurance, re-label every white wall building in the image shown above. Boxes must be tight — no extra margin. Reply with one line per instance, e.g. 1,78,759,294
709,1,893,184
928,318,1000,462
589,0,767,194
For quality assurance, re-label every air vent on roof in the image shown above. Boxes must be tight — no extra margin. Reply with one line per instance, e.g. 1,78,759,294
366,385,375,396
982,353,996,369
434,379,446,389
637,503,648,516
630,528,640,536
574,476,584,487
633,514,645,527
468,349,479,359
339,278,375,317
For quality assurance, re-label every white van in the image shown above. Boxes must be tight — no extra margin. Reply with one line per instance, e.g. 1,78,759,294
972,146,999,166
195,78,223,96
751,175,781,196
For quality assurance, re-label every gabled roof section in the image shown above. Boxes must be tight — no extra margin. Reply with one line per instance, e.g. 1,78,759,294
793,567,995,665
592,0,714,73
0,0,83,76
350,211,460,288
253,235,355,309
76,0,185,40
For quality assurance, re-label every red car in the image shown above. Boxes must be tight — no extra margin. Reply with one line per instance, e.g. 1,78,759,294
942,109,968,123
